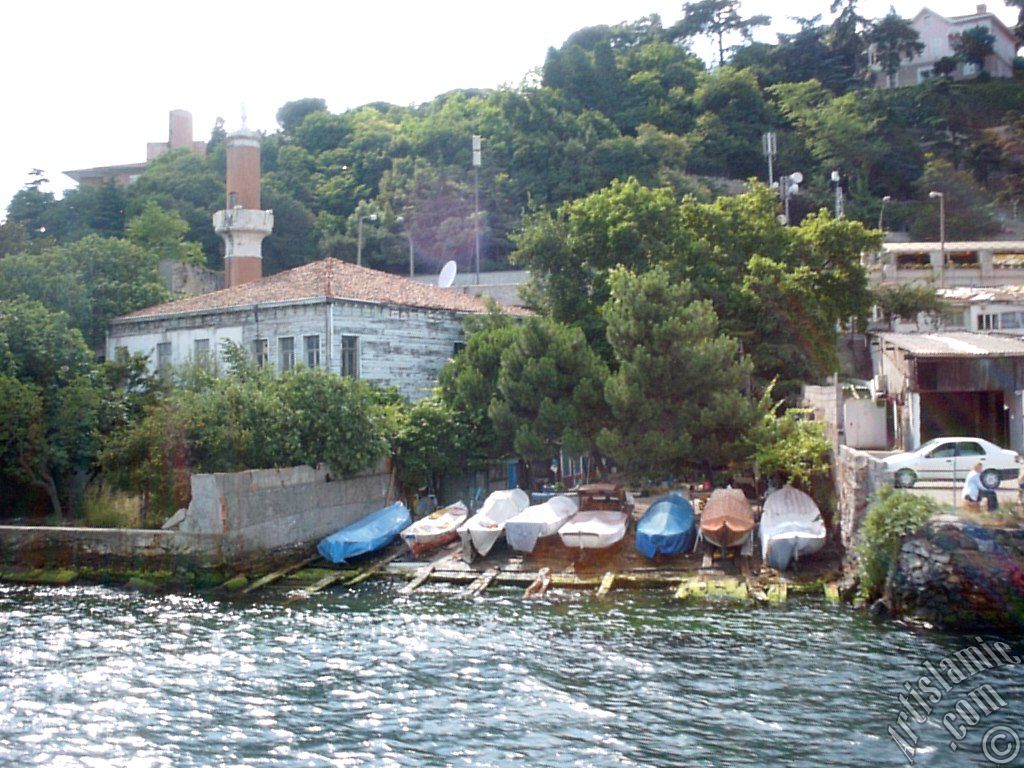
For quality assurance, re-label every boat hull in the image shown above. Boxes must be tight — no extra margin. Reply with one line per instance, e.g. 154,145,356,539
760,486,826,570
401,502,468,557
506,495,578,553
699,488,755,550
635,493,696,559
559,509,628,549
457,489,530,562
317,501,411,564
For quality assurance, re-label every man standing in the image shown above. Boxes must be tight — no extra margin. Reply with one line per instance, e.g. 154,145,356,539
962,461,998,510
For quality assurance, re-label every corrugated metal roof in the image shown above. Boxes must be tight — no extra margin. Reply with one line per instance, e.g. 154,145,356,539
875,332,1024,357
114,258,531,323
938,285,1024,304
882,242,1024,254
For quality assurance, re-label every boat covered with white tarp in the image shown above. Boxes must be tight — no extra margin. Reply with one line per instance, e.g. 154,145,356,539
759,485,826,570
457,489,531,562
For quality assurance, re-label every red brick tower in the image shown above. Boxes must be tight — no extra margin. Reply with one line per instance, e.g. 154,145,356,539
213,123,273,288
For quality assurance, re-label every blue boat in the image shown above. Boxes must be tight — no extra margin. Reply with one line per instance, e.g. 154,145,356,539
635,493,696,559
317,502,411,564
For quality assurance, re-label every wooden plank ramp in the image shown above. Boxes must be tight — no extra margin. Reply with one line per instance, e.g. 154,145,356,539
241,554,321,595
344,549,405,586
287,547,404,602
462,568,499,598
400,563,436,595
596,571,616,597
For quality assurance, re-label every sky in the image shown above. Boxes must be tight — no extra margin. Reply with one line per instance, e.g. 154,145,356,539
1,0,1018,218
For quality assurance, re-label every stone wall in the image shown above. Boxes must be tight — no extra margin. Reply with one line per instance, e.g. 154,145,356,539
834,445,887,569
174,462,391,562
886,518,1024,631
0,462,391,573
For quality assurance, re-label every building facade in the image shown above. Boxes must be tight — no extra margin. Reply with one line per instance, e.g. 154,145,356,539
107,258,525,401
873,5,1018,87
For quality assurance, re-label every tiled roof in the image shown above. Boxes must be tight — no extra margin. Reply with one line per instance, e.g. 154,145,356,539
876,331,1024,357
116,259,531,322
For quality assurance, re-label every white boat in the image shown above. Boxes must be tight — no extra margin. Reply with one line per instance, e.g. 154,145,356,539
457,489,531,562
559,509,629,549
505,495,578,554
400,501,469,556
759,486,826,570
558,483,630,550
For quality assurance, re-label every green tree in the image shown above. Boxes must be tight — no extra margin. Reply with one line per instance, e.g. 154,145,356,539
0,235,169,350
437,309,519,460
599,266,755,478
746,387,831,488
125,202,205,265
909,157,999,240
952,25,996,73
276,98,329,133
489,317,608,464
391,395,471,497
856,486,940,599
0,299,101,515
871,283,945,329
671,0,771,66
867,9,925,88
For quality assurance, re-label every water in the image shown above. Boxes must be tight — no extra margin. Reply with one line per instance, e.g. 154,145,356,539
1,582,1021,768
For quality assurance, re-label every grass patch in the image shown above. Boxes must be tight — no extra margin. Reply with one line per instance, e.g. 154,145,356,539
79,485,144,529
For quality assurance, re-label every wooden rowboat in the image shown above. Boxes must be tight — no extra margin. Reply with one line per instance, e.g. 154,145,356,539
699,488,754,549
559,483,631,550
401,502,468,556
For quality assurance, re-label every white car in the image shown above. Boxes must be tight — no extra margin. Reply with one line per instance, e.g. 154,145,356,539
883,437,1021,489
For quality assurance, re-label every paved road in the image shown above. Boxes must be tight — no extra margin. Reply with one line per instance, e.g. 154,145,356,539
903,479,1021,510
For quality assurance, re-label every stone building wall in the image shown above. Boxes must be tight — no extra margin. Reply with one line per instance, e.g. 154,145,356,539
834,445,887,569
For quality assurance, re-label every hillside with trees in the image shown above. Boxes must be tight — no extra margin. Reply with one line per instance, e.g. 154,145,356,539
0,4,1021,518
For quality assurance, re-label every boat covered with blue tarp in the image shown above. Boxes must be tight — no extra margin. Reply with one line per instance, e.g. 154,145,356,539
317,502,411,564
635,493,696,559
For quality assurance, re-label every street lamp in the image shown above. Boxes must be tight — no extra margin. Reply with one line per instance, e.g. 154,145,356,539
878,195,891,231
929,191,946,280
397,215,415,277
356,210,377,267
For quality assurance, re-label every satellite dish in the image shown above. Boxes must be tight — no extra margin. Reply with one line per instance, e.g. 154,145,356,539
790,171,803,185
438,260,457,288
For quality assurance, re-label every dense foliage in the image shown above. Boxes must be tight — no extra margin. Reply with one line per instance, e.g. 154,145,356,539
856,486,942,599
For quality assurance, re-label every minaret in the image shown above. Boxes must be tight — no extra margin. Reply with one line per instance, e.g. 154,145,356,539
213,119,273,288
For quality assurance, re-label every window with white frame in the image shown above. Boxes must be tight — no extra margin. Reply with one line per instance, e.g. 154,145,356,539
304,335,321,368
279,336,295,372
977,313,998,330
341,335,359,378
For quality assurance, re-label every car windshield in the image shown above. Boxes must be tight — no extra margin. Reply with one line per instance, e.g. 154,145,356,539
916,438,943,454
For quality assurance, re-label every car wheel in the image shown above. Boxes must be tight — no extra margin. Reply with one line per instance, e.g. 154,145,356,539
981,469,1000,490
895,469,917,488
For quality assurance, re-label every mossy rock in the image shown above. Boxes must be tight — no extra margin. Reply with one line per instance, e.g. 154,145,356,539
2,568,79,585
193,570,228,589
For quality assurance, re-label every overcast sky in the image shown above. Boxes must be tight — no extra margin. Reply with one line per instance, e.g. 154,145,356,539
1,0,1018,218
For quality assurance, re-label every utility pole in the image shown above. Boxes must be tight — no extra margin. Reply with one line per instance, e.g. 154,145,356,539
831,171,844,219
762,132,776,186
472,134,482,286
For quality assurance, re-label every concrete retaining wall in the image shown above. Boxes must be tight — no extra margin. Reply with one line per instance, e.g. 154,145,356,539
0,462,391,573
0,526,222,572
834,445,887,570
176,462,391,562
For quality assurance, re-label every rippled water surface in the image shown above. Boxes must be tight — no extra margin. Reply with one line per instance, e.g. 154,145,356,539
1,582,1021,767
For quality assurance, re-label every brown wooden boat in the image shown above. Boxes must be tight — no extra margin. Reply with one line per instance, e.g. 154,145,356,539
699,488,755,549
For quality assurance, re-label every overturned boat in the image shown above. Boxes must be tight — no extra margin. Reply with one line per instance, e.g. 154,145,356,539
401,501,469,557
699,488,755,549
635,492,696,559
457,488,531,562
759,485,826,570
505,495,578,554
317,501,411,564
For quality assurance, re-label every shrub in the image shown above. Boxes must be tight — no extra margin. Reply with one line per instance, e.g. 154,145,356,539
856,486,942,599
